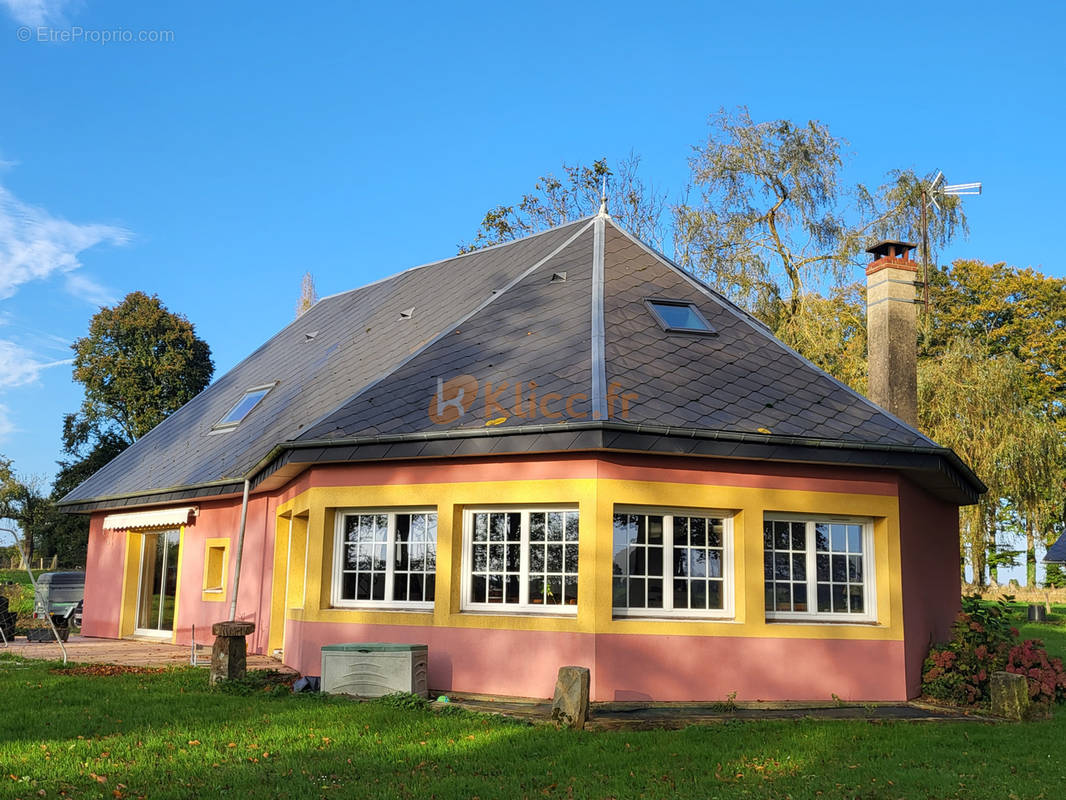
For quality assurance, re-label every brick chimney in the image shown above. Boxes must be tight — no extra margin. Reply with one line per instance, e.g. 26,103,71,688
864,240,919,427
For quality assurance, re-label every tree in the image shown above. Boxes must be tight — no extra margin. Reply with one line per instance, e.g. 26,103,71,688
296,271,318,318
67,291,214,448
674,107,967,346
918,338,1062,587
925,260,1066,411
460,154,668,253
45,293,215,567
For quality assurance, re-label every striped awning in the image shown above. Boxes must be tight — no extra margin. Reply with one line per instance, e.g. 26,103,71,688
102,506,198,531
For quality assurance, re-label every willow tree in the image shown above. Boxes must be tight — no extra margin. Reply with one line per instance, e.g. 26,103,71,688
674,107,967,347
919,338,1062,586
459,154,668,253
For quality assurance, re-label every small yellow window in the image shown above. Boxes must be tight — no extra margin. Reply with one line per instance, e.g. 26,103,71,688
202,538,229,602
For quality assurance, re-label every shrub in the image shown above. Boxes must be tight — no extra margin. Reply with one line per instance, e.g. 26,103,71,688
921,594,1064,707
1005,639,1066,705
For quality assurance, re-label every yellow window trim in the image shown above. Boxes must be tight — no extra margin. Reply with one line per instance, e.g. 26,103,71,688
202,537,230,603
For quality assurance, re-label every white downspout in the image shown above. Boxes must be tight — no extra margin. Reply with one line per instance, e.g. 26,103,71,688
227,479,251,622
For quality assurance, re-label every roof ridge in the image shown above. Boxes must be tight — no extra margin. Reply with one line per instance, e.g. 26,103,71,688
293,217,598,442
319,215,597,303
602,217,938,447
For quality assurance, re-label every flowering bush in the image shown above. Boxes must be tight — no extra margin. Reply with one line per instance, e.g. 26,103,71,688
921,594,1064,707
1005,639,1066,705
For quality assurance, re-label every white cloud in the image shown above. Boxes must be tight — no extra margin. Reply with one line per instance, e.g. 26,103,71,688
0,338,71,388
0,183,129,302
0,402,15,439
64,270,116,306
0,0,70,26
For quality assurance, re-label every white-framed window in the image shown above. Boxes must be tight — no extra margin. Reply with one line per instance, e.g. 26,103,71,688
763,514,876,622
332,509,437,610
612,508,734,618
462,507,579,614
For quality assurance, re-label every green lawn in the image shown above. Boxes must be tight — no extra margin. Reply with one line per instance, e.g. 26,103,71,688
0,607,1064,799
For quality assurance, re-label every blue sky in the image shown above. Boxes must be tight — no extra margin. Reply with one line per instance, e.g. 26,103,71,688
0,0,1062,494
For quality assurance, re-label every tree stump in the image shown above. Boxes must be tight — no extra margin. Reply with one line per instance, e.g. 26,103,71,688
990,671,1029,721
551,666,590,730
210,620,255,685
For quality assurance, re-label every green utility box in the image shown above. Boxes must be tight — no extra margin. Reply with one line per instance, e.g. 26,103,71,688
320,642,428,698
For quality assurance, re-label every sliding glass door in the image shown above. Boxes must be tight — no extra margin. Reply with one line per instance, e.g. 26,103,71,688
136,530,180,634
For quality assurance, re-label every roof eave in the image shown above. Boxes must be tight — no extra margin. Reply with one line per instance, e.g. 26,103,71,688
60,421,984,512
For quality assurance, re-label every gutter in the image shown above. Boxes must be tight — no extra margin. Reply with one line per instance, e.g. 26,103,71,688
58,421,986,513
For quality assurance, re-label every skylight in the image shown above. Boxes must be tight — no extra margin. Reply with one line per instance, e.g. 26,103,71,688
212,384,275,430
645,300,716,335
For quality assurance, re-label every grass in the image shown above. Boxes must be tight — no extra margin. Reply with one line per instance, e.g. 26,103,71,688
0,605,1063,799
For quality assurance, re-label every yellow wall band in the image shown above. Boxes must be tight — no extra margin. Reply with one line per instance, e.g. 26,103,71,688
269,476,904,648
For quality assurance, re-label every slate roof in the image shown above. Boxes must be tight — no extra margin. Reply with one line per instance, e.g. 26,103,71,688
61,212,985,511
1047,533,1066,563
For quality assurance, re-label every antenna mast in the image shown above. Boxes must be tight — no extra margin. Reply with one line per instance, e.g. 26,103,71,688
919,170,982,312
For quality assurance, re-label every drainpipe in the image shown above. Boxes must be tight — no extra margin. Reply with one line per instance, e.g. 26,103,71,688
0,525,67,664
227,479,251,622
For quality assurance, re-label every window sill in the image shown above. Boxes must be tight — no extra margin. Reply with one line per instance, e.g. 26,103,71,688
461,607,578,618
765,615,880,626
202,588,226,603
612,612,737,622
329,603,434,613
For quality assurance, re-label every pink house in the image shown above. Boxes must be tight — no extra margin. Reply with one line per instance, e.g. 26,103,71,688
61,213,983,701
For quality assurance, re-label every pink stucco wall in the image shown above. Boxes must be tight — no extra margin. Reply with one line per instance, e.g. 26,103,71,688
81,514,122,638
79,452,957,701
897,476,961,697
283,620,907,701
171,494,278,655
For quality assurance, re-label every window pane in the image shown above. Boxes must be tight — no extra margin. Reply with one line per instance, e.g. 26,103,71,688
849,584,864,613
817,584,831,612
816,553,830,581
547,512,563,542
564,576,578,606
565,514,579,542
848,555,863,582
691,580,707,609
791,553,806,581
847,525,862,553
815,523,829,552
546,576,562,605
647,579,663,608
707,550,722,579
707,580,723,610
832,584,847,612
649,301,713,332
218,388,270,425
628,578,645,607
673,579,688,609
529,577,544,604
613,577,627,607
832,554,847,582
831,524,846,553
530,513,545,542
530,544,544,572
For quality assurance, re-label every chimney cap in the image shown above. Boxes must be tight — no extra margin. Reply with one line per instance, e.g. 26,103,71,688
866,240,917,260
